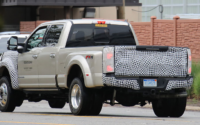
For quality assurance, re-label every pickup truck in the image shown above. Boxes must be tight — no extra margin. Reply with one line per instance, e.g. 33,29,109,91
0,19,193,117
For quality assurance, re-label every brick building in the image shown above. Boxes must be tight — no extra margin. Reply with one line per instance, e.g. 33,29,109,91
1,0,142,31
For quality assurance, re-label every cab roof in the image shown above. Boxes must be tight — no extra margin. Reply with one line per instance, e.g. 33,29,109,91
39,19,129,26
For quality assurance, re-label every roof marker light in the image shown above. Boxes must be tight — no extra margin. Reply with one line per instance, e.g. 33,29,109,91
98,21,106,24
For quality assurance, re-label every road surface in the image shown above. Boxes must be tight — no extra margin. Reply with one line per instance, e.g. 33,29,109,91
0,101,199,125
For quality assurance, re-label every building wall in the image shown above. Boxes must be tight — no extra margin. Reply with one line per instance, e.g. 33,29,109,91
95,7,117,20
125,6,142,22
20,21,50,33
72,8,84,19
39,7,64,20
73,6,142,22
140,0,200,22
2,6,36,31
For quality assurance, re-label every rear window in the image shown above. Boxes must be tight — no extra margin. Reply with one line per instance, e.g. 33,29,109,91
66,24,136,47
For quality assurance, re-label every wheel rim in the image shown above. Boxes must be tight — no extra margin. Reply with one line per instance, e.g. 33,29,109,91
0,83,8,107
71,84,81,109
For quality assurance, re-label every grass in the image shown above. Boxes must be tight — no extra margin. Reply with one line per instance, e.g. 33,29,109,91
188,62,200,99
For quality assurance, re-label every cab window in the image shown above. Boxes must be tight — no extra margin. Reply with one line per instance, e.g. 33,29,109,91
26,27,47,50
43,25,63,47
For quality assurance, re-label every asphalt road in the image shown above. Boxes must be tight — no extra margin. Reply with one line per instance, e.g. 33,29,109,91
0,101,199,125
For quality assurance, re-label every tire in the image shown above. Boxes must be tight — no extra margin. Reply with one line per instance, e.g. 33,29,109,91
15,91,25,107
88,91,103,115
48,100,66,108
0,76,16,112
152,97,186,118
170,97,187,117
152,98,175,117
69,78,92,115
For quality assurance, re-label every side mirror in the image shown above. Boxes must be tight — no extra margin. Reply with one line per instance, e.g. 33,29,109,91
17,46,24,53
7,36,24,53
7,36,18,50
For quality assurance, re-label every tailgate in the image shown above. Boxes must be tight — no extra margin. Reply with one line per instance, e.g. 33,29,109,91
115,46,188,77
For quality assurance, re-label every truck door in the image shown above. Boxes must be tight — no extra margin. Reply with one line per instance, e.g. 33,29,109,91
18,27,48,88
37,25,64,88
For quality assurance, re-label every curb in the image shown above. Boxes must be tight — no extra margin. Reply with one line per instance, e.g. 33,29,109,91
134,104,200,111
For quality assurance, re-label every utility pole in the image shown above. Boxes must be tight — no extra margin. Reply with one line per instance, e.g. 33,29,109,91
118,0,125,19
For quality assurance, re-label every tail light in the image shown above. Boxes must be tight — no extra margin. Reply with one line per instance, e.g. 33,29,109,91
103,47,114,73
187,49,192,74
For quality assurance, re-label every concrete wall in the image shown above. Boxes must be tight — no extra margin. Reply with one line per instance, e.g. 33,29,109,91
130,16,200,60
131,22,151,45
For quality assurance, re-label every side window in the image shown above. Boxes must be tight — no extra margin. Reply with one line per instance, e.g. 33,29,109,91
66,26,93,47
27,27,47,50
43,25,63,47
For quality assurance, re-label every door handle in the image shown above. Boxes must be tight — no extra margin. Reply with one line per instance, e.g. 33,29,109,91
50,53,56,58
32,55,38,59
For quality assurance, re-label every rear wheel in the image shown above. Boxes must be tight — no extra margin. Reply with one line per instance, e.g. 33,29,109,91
69,78,92,115
0,76,16,112
48,100,66,108
152,97,186,117
152,98,173,117
170,97,187,117
88,91,103,115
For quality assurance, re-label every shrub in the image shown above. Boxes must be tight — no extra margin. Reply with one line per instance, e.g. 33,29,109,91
188,62,200,98
193,73,200,98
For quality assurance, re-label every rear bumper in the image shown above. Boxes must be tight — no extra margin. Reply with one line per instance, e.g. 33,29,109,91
103,74,193,91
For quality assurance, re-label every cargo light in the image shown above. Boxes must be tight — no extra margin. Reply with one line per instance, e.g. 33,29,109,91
103,47,114,73
189,55,192,61
187,49,192,75
98,21,106,24
188,67,191,74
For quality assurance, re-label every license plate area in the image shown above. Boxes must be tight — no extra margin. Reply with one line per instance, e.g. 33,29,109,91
143,79,157,87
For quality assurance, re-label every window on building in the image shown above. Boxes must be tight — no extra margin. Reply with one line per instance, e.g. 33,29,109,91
84,8,95,18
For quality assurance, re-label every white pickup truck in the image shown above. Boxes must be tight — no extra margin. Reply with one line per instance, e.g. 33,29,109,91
0,19,193,117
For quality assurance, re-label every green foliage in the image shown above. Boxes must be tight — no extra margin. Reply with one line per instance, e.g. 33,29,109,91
193,72,200,98
188,62,200,98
